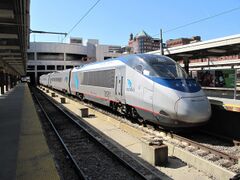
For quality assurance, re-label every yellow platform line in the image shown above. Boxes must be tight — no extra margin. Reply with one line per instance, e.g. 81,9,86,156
223,104,240,108
223,104,240,112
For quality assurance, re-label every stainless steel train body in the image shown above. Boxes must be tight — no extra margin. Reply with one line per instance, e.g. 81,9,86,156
39,74,50,86
41,54,211,129
49,69,71,93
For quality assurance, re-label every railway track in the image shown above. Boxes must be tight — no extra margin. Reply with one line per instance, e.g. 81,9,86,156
171,133,239,164
39,86,240,174
199,130,240,146
32,87,163,180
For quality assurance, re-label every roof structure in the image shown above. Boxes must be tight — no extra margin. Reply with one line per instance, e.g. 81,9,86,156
135,30,151,38
148,34,240,62
0,0,30,75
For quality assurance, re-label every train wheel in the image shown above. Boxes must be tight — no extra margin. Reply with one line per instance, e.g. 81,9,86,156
79,93,84,101
131,107,138,119
137,117,145,124
131,107,145,125
77,93,84,101
110,102,117,112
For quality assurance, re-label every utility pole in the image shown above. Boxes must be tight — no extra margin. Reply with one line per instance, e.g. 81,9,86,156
159,29,164,55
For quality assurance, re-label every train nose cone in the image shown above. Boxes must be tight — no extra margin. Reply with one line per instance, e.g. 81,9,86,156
175,96,211,123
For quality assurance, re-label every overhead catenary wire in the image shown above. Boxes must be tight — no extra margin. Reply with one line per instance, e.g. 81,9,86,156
62,0,101,42
152,6,240,37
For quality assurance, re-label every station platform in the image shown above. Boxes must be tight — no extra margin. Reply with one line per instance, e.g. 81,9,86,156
0,83,59,180
208,96,240,112
202,88,240,112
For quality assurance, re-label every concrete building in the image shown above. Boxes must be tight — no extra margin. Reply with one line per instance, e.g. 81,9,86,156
128,30,160,53
96,44,122,60
27,38,122,84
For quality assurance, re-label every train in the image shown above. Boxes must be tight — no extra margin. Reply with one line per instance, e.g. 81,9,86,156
40,54,211,129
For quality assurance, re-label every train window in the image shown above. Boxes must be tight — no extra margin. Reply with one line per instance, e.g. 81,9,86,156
82,69,115,88
150,63,188,79
143,69,150,76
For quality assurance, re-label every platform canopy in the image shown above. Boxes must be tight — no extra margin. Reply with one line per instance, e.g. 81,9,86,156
149,34,240,61
0,0,30,75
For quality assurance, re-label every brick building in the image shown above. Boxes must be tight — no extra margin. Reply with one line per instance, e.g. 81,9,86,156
166,36,201,48
128,30,160,53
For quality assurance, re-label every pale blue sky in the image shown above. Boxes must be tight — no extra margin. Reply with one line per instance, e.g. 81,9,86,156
30,0,240,46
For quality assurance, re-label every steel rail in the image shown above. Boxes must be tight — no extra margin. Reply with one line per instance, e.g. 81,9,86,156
200,130,240,146
35,87,155,180
32,89,87,179
171,133,239,164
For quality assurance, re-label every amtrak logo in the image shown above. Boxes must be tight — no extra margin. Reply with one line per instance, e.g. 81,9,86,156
127,79,132,88
74,73,79,89
127,79,135,92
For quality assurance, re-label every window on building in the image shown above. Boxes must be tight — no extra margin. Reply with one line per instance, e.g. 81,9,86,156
27,53,34,60
66,53,87,61
104,57,112,60
37,65,45,70
27,65,35,70
66,65,73,69
37,53,64,61
57,65,64,70
47,65,55,70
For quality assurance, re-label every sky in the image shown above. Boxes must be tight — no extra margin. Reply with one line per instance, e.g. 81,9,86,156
30,0,240,46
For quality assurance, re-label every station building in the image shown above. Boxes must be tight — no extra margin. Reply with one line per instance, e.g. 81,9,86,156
26,38,122,84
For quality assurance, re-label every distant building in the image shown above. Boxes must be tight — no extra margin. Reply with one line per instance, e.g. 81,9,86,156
166,36,201,48
70,37,83,44
96,44,122,60
128,30,160,53
27,38,122,84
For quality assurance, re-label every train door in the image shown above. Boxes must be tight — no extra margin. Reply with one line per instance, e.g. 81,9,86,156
133,65,154,116
115,67,125,103
142,78,155,121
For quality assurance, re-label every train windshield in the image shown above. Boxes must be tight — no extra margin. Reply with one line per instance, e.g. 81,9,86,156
143,55,188,79
150,63,188,79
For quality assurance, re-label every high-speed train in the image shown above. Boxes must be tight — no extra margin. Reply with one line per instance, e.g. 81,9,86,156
40,54,211,129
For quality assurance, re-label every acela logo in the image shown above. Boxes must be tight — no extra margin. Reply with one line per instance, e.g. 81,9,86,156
127,79,135,92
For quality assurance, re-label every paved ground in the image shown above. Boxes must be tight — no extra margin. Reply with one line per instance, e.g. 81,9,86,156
0,84,59,180
0,85,24,180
